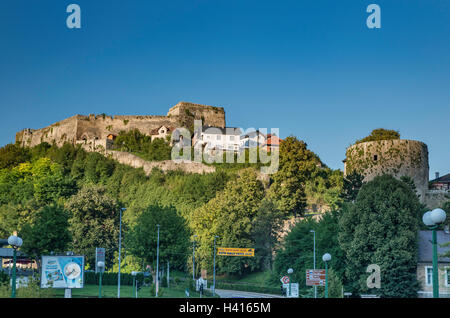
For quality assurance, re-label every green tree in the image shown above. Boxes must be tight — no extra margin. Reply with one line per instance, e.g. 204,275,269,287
114,129,152,152
355,128,400,144
143,138,172,161
338,175,421,297
341,171,364,202
268,136,321,217
439,202,450,258
272,210,345,295
0,144,30,169
251,199,288,271
20,204,71,267
125,205,190,271
324,268,343,298
65,185,122,269
305,168,344,212
191,168,265,275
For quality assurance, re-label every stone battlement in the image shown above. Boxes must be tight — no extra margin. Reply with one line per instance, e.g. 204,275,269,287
16,101,226,148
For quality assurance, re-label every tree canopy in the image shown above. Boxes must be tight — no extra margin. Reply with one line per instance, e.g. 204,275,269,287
355,128,400,144
338,175,421,297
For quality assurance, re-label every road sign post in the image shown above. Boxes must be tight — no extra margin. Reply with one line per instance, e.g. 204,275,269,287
306,269,326,287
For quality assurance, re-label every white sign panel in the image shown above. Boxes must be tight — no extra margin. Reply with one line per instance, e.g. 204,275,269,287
41,255,85,289
283,282,299,298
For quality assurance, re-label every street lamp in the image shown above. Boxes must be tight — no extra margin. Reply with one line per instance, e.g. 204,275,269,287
192,235,198,281
287,268,293,297
310,230,316,298
118,207,126,298
213,235,219,296
422,208,447,298
156,224,160,297
97,261,105,298
8,235,23,298
322,253,331,298
131,271,138,298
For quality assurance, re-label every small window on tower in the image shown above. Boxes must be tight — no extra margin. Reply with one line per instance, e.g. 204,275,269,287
373,155,378,161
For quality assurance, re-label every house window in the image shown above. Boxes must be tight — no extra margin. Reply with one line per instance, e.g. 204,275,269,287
217,135,221,140
446,267,450,287
230,136,234,141
426,266,433,286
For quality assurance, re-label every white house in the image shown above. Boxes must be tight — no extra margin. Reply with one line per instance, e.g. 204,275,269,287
193,126,242,153
240,130,267,149
150,125,173,142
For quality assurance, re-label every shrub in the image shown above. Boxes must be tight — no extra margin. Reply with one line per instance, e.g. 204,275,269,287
84,271,144,286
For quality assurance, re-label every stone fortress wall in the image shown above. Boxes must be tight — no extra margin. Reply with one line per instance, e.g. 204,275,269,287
344,139,447,208
15,101,226,149
344,139,429,198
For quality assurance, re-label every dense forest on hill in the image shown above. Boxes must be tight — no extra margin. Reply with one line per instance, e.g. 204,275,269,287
0,132,445,298
0,137,343,277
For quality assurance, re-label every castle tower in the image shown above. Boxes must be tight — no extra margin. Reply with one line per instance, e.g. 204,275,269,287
343,139,429,200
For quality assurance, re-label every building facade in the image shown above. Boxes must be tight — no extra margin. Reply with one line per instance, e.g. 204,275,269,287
193,126,242,153
417,230,450,298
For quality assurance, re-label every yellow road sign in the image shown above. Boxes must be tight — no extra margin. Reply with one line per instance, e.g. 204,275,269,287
217,247,254,257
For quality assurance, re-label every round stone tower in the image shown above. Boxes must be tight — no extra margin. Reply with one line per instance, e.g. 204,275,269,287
343,139,429,200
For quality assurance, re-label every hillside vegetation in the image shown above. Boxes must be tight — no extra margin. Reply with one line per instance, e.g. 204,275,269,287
0,137,343,278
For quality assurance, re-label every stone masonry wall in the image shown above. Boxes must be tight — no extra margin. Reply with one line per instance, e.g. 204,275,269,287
15,101,226,148
344,139,429,200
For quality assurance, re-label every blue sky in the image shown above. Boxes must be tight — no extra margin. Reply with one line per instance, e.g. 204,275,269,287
0,0,449,178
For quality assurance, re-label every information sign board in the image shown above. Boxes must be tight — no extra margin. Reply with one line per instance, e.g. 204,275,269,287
306,269,326,286
41,255,85,289
217,247,254,257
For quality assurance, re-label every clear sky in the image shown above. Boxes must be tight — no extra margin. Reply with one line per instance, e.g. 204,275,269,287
0,0,449,179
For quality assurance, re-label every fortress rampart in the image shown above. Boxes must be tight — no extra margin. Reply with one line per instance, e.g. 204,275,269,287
344,139,429,200
15,101,226,148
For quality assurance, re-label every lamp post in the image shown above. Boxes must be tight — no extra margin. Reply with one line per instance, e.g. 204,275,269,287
322,253,331,298
118,207,126,298
423,208,447,298
8,235,23,298
156,224,160,297
193,235,198,281
287,268,293,297
131,271,137,298
97,261,105,298
310,230,316,298
213,235,219,296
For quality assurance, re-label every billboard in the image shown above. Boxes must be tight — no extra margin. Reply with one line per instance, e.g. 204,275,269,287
41,255,85,289
217,247,254,257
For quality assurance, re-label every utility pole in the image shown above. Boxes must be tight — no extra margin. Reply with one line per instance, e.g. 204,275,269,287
192,235,197,281
118,207,126,298
310,230,316,299
167,261,170,288
213,235,219,296
156,224,160,297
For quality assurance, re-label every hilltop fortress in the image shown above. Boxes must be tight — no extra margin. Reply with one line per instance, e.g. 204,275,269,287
343,138,447,208
16,101,226,150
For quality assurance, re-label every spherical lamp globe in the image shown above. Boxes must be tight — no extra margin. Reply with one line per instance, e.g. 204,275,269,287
322,253,331,262
430,208,447,225
422,211,434,227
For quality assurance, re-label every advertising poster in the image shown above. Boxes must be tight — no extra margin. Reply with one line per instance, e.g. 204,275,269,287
41,255,84,289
